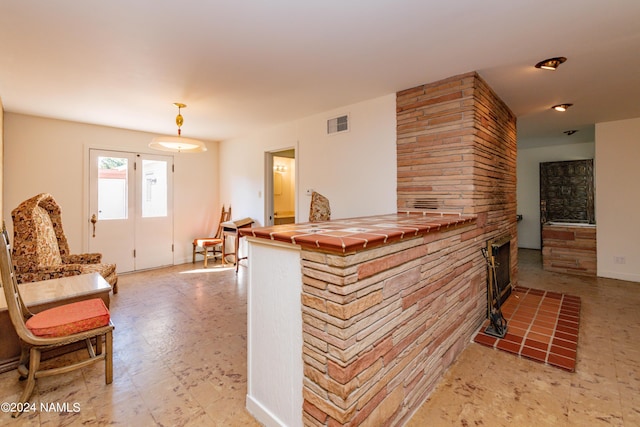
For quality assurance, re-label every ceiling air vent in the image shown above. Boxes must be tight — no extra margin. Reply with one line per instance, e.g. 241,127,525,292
327,114,349,135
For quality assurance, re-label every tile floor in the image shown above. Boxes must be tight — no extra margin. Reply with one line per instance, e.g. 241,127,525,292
0,263,260,426
407,249,640,427
474,286,582,371
0,249,638,426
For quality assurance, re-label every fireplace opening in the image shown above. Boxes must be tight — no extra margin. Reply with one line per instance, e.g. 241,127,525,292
487,235,512,308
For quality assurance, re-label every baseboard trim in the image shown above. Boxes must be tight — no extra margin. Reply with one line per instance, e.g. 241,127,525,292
246,394,287,427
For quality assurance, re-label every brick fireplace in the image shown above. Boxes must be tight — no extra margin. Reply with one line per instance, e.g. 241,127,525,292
488,234,513,307
301,72,519,426
387,72,519,420
301,72,520,426
396,71,518,286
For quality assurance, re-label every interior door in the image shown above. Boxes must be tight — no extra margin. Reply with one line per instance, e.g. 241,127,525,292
265,148,296,226
89,149,174,273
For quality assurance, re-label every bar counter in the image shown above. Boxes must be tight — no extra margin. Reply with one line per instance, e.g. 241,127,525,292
241,211,484,427
239,211,477,254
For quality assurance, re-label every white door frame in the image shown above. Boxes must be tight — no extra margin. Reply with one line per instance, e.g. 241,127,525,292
264,146,297,227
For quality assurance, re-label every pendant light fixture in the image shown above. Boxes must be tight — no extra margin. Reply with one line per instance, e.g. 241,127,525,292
149,103,207,153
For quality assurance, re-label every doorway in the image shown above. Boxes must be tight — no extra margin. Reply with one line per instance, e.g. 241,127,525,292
88,149,174,273
265,148,296,226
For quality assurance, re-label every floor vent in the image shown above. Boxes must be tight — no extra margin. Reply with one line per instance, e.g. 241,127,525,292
327,114,349,135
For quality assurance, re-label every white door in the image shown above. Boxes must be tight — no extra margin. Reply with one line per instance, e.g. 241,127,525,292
89,149,174,272
134,154,174,270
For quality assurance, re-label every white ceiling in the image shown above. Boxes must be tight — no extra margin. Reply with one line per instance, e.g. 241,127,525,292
1,1,639,149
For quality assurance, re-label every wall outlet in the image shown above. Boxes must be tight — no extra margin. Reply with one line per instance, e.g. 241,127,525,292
614,256,626,264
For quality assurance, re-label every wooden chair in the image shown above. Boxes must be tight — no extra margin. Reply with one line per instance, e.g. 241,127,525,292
192,205,231,267
0,223,114,418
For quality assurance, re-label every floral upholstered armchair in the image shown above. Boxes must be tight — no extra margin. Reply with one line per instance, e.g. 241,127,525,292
11,193,118,293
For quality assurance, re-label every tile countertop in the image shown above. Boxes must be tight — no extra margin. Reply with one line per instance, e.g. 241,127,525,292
239,211,477,254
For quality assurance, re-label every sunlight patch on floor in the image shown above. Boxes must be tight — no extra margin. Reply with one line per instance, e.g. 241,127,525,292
180,266,236,274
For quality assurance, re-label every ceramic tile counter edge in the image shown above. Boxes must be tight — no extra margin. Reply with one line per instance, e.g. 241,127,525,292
239,210,477,254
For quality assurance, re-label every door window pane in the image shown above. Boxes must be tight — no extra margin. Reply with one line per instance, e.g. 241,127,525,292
142,160,167,217
98,156,128,220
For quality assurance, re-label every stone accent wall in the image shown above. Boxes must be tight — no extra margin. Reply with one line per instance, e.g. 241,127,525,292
542,224,597,276
301,223,483,426
300,72,518,426
396,71,518,297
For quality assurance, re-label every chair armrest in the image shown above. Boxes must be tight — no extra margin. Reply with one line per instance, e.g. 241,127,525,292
63,253,102,264
15,265,84,284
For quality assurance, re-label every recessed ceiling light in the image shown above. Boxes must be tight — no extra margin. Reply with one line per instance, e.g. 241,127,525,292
535,57,567,70
552,103,573,112
564,130,578,136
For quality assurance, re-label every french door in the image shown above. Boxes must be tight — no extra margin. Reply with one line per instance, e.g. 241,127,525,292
88,149,174,273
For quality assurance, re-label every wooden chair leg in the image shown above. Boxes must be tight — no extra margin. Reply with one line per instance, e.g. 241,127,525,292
17,348,29,380
105,331,113,384
192,243,196,263
13,347,40,418
95,335,103,356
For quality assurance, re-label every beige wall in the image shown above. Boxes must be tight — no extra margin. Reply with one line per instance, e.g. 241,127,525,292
3,92,396,268
5,102,637,282
595,117,640,282
219,94,397,225
3,113,220,264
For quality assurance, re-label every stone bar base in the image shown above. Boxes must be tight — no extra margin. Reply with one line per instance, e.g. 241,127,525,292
300,225,485,426
542,224,597,276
